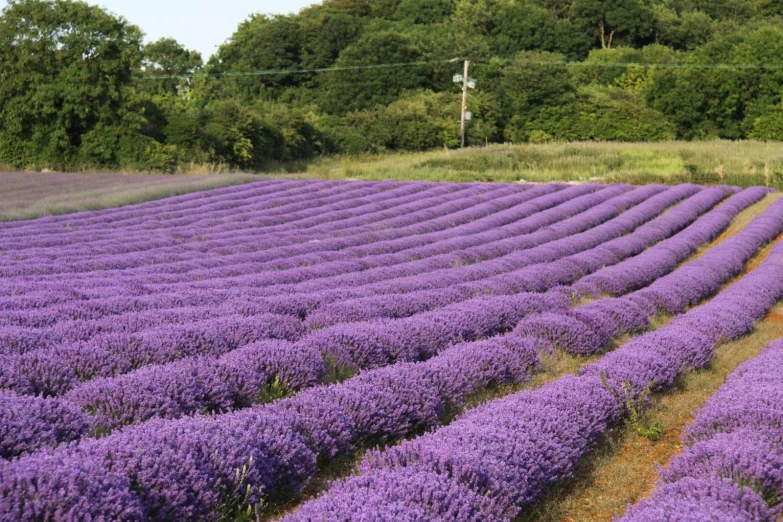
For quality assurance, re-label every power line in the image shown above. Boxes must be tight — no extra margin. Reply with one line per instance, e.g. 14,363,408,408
135,56,783,80
136,58,462,80
488,58,783,70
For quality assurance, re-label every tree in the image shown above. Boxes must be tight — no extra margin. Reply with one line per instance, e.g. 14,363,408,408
202,100,272,169
138,38,203,144
687,0,758,21
0,0,159,169
319,25,430,113
501,51,577,115
647,20,783,139
491,3,592,59
571,0,655,49
394,0,456,24
143,38,202,78
578,85,676,141
570,45,678,93
210,15,302,101
652,6,715,50
748,104,783,140
298,8,366,70
453,0,512,35
500,51,580,142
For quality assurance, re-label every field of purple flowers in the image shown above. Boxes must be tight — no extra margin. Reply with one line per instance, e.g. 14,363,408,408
0,180,782,521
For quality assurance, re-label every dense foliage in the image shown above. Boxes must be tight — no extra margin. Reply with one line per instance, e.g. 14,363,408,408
3,0,783,171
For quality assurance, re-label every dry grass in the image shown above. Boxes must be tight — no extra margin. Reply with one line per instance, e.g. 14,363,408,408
305,140,783,189
0,171,273,221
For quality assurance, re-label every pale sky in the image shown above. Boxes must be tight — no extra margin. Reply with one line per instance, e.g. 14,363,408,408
1,0,317,59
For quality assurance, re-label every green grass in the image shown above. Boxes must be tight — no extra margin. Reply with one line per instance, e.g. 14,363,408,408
304,140,783,189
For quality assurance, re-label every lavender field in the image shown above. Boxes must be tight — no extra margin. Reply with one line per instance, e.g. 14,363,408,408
1,180,782,521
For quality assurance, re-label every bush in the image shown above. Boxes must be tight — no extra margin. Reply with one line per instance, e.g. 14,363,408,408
582,87,677,141
528,130,554,144
749,104,783,140
509,86,675,143
325,91,501,153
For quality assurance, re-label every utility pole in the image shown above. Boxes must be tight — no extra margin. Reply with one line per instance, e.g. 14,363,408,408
460,59,470,149
453,59,477,149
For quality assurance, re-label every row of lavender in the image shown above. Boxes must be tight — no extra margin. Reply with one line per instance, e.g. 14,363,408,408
0,184,618,334
0,186,695,391
0,187,762,455
0,182,555,280
0,182,729,372
276,199,783,521
621,339,783,521
0,184,617,324
1,194,780,520
0,181,448,251
0,184,622,309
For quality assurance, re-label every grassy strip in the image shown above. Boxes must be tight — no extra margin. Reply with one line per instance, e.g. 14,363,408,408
688,192,783,261
304,141,783,190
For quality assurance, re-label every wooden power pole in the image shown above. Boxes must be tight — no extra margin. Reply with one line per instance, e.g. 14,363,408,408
454,59,477,149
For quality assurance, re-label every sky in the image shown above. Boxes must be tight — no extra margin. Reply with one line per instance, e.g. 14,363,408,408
1,0,316,59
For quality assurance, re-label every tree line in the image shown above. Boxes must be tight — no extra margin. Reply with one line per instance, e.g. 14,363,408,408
2,0,783,172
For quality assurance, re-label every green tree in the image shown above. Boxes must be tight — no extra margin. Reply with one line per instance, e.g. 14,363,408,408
144,38,202,78
453,0,512,36
298,8,366,70
760,0,783,16
320,0,373,17
138,38,203,145
748,104,783,140
491,2,592,59
571,0,655,49
252,102,324,160
210,15,302,101
578,86,676,141
319,24,430,113
687,0,758,21
394,0,456,24
652,6,715,50
164,111,209,163
142,38,202,96
0,0,165,169
202,100,273,169
648,20,783,139
500,51,581,142
570,45,678,93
